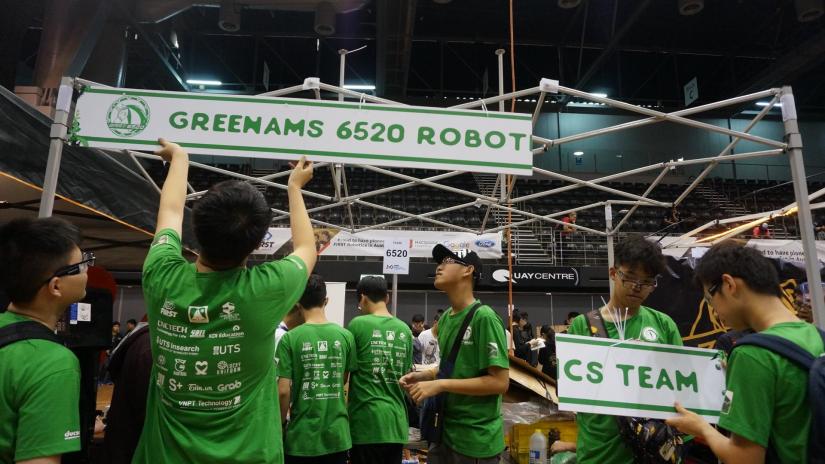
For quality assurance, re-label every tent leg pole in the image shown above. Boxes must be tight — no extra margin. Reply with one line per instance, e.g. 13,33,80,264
782,86,824,329
39,76,74,218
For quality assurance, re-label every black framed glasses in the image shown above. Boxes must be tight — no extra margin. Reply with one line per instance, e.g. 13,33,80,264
704,281,721,306
441,257,469,267
615,269,658,291
44,252,95,283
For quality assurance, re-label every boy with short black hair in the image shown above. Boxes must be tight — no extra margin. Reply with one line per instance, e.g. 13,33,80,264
0,217,89,463
667,241,824,463
347,276,413,464
566,235,682,464
134,139,317,463
400,245,509,464
277,274,356,464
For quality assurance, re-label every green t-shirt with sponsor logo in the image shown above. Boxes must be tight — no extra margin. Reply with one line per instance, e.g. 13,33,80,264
567,305,683,464
346,314,413,445
719,321,824,463
133,229,308,464
276,322,356,456
436,300,509,459
0,312,81,463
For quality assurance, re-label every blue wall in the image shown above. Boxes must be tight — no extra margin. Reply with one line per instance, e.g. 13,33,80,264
533,112,825,181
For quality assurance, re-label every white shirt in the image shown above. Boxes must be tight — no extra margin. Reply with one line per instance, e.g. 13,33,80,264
418,328,440,365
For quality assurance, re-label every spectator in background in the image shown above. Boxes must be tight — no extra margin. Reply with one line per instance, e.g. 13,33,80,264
411,314,426,364
752,222,771,239
125,318,137,336
112,321,123,347
565,312,581,326
275,304,305,352
418,313,440,365
512,312,534,365
106,319,151,464
561,212,578,235
0,218,88,463
537,325,557,380
815,221,825,240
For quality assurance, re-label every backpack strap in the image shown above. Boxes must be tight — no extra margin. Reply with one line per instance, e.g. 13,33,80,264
438,302,483,378
584,309,609,338
734,329,825,371
0,321,63,350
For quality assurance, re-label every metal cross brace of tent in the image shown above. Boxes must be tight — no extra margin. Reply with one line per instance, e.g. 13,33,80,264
38,64,823,328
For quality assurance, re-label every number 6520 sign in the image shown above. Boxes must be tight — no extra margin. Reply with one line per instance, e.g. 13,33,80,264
383,239,411,275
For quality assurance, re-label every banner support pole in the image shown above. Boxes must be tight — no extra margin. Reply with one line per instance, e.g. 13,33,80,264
39,76,75,218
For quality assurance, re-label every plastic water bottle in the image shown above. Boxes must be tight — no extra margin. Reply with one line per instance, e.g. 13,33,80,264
529,429,547,464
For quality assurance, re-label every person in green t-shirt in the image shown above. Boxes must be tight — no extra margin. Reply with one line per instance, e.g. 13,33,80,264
0,218,89,464
133,139,317,464
564,235,682,464
277,274,356,464
347,276,414,464
667,241,824,464
400,245,509,464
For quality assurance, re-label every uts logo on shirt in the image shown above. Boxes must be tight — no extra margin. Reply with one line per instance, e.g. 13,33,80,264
188,306,209,323
641,326,660,342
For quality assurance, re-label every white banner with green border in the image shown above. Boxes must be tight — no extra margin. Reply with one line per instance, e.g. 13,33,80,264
69,86,533,175
556,334,726,423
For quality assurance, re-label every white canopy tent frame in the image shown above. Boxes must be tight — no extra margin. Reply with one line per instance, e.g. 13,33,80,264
38,61,823,328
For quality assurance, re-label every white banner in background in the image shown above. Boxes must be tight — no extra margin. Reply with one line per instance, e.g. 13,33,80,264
71,85,533,175
253,228,502,258
556,334,726,423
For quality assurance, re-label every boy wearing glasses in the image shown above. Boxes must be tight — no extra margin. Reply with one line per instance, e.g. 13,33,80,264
667,242,823,463
0,218,90,464
399,245,509,464
133,139,317,463
566,235,682,464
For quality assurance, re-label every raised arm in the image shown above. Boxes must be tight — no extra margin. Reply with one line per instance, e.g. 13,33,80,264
286,156,316,273
153,138,190,235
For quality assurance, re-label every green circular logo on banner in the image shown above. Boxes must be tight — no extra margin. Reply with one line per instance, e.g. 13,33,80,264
106,95,150,137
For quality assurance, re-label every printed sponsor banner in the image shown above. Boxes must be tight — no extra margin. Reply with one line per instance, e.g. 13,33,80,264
71,85,533,175
485,266,580,288
253,228,502,258
556,334,726,423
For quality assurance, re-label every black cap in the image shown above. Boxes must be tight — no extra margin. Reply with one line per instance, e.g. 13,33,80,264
432,244,483,279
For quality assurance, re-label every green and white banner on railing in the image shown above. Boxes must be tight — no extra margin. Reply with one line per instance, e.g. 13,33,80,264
70,85,533,175
555,334,726,423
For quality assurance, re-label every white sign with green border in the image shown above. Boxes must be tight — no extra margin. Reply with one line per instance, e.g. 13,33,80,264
70,86,533,175
555,334,726,423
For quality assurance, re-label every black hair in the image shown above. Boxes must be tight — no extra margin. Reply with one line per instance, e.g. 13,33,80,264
412,314,425,323
694,240,782,297
0,218,81,304
540,324,555,336
566,311,581,321
113,322,121,327
127,319,137,326
433,313,441,322
192,180,273,268
614,235,666,277
519,312,529,320
299,274,327,308
512,313,522,323
356,276,388,303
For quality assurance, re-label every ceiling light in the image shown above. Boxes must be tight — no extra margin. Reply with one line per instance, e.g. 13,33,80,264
343,84,376,90
186,79,222,86
756,101,783,107
573,151,584,156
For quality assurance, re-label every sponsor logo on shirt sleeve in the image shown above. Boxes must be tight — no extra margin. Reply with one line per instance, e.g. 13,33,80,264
721,390,734,414
64,430,81,441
